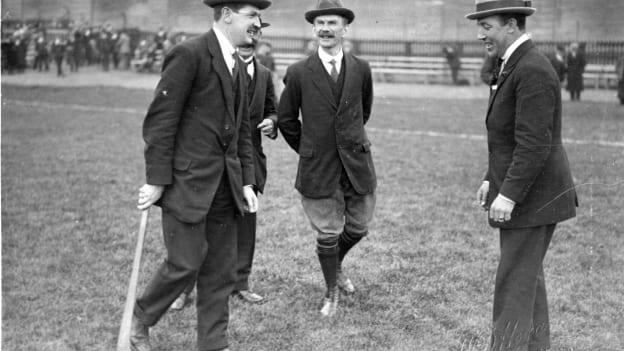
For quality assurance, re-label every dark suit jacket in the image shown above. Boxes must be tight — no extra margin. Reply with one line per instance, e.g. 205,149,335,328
143,30,254,223
248,59,278,193
278,52,376,198
485,40,577,229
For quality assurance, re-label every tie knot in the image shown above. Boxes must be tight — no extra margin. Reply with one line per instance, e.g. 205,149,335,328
329,59,336,66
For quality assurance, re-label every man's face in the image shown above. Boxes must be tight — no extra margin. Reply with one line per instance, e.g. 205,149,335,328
312,15,347,51
238,34,260,60
225,5,262,47
477,15,511,58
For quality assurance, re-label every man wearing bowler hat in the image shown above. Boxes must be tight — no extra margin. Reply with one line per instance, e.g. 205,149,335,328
278,0,376,318
467,1,577,350
169,19,278,310
131,0,271,350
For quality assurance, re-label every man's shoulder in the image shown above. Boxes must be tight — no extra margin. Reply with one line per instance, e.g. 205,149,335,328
255,60,272,75
519,48,556,76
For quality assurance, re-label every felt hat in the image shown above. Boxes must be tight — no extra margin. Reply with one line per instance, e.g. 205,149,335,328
305,0,355,24
203,0,271,10
465,0,535,20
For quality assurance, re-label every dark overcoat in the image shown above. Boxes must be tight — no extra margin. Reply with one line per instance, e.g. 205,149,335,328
278,52,376,198
566,51,586,92
485,40,577,229
143,30,254,223
247,59,278,193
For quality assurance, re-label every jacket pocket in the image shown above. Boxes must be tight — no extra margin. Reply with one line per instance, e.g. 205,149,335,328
298,140,315,158
173,158,192,171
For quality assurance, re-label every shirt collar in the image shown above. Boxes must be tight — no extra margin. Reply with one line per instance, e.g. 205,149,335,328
501,33,530,64
213,25,237,68
317,47,343,65
243,56,255,77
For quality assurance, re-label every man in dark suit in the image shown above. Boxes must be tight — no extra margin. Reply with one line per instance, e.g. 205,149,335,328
170,21,278,309
232,21,278,303
131,1,271,350
467,1,578,350
566,42,586,101
278,0,376,318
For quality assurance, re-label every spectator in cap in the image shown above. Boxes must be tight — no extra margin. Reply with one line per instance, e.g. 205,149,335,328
130,0,270,350
467,1,577,350
278,0,376,318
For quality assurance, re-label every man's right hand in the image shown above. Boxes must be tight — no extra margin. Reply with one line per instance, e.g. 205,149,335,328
138,184,164,210
476,181,489,210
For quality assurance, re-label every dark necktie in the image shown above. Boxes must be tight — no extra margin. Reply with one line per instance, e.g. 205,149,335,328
231,53,239,78
491,58,504,85
329,59,339,82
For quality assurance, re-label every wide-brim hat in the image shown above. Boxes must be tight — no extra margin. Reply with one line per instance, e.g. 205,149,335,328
466,0,536,20
305,0,355,24
203,0,271,10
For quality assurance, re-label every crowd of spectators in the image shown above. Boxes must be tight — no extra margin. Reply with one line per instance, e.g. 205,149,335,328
1,21,187,76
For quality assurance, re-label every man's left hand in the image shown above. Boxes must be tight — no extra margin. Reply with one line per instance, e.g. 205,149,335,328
489,194,515,222
257,119,275,137
243,185,258,213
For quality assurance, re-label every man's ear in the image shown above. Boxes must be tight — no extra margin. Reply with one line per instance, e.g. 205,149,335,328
506,18,517,33
223,8,232,24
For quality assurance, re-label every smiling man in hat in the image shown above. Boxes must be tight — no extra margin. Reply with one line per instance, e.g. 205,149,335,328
169,19,277,310
131,0,271,350
467,1,577,350
278,0,376,318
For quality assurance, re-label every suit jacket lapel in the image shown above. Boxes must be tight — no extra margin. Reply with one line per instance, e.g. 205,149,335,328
486,40,535,118
307,54,338,109
337,53,355,113
206,30,235,122
250,60,260,106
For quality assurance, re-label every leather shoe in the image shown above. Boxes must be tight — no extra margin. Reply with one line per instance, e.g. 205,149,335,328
337,272,355,294
170,292,191,311
130,315,151,351
233,290,265,304
319,287,338,317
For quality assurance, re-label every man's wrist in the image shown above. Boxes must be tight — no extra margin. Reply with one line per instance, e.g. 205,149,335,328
497,193,515,205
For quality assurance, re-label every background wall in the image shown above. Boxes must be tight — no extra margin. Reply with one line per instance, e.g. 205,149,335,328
2,0,624,41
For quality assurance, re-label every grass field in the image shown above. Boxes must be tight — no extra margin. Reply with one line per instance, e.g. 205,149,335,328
2,84,623,351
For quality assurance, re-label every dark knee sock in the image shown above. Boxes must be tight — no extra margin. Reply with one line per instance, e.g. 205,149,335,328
338,231,363,266
316,238,338,296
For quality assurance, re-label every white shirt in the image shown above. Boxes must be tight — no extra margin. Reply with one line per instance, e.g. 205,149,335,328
213,25,237,75
317,47,343,76
242,56,255,79
499,33,531,73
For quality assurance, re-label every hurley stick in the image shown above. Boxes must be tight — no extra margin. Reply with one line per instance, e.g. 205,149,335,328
116,209,149,351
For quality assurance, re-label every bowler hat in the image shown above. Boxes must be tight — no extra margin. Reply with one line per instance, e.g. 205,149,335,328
203,0,271,10
465,0,535,20
305,0,355,24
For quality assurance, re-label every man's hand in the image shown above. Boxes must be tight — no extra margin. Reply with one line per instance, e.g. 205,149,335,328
137,184,164,210
243,185,258,213
257,119,275,137
476,181,489,210
489,194,515,223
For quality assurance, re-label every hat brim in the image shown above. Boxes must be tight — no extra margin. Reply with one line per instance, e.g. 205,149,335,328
305,8,355,24
203,0,271,10
465,7,535,20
